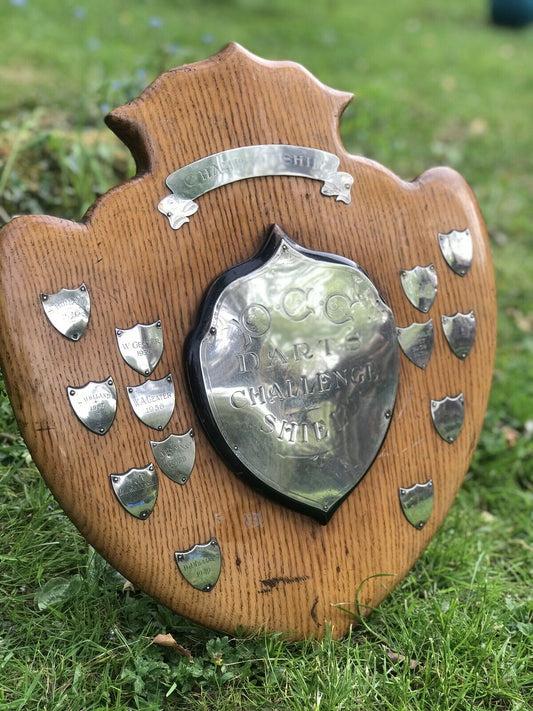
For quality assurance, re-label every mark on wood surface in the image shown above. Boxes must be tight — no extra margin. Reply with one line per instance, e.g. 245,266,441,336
258,574,310,594
310,596,321,627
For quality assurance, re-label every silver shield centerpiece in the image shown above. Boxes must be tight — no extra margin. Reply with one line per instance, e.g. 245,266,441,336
187,225,399,523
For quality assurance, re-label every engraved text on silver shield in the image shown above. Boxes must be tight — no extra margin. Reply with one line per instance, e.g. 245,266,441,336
127,374,175,430
174,538,222,592
110,464,158,519
67,377,117,435
116,320,164,375
40,283,90,341
198,236,399,515
150,430,196,484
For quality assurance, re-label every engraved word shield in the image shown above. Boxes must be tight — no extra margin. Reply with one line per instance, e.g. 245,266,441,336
188,226,399,523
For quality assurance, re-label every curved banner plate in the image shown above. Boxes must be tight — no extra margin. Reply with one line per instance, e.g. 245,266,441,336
158,145,353,229
187,225,399,523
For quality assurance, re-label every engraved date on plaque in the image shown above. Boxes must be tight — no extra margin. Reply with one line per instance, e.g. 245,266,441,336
187,226,399,523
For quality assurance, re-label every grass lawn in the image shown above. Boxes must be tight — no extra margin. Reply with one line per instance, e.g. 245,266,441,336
1,0,532,709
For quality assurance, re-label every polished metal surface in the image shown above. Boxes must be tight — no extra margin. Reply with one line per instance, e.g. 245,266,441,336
159,145,353,229
127,374,175,430
438,228,473,276
174,538,222,592
116,320,164,375
192,228,399,521
400,265,437,313
40,283,90,340
150,430,195,485
399,479,434,529
441,311,476,359
110,464,158,519
397,320,434,369
67,377,117,435
431,394,465,443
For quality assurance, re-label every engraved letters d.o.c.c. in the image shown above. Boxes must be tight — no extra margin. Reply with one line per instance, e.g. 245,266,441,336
187,225,399,523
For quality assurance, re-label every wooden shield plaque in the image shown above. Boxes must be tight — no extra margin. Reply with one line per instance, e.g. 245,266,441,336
0,44,496,639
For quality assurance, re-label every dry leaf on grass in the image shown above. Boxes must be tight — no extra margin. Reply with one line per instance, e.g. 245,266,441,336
501,425,520,448
383,644,420,670
151,633,193,658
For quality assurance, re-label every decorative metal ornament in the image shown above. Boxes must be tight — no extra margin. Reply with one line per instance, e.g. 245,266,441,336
40,283,90,341
187,225,399,523
431,394,465,443
127,374,175,430
67,377,117,435
116,320,164,376
174,538,222,592
397,320,434,369
441,311,476,360
159,145,353,230
150,430,196,484
399,480,434,529
438,228,473,276
110,464,158,519
400,265,437,313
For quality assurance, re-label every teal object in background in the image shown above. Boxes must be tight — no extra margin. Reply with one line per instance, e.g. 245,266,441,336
491,0,533,26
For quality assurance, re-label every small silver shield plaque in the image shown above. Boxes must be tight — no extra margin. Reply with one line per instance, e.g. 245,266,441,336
397,320,434,369
438,228,473,276
115,320,164,376
400,265,437,313
150,430,196,484
67,377,117,435
110,464,158,519
441,311,476,360
40,283,90,340
431,394,465,443
127,374,175,430
187,225,399,523
399,480,434,529
174,538,222,592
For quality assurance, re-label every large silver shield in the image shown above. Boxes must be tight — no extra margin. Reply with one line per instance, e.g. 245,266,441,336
187,226,399,523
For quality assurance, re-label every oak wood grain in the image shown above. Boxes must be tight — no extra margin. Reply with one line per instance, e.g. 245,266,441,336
0,43,496,639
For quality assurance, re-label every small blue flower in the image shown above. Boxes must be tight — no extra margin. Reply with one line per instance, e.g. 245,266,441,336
202,33,214,44
10,0,28,6
73,6,86,19
87,37,101,51
149,16,163,28
100,103,111,115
